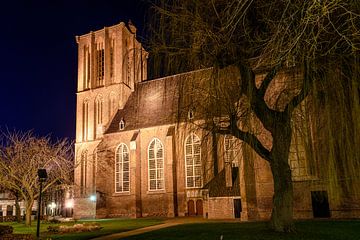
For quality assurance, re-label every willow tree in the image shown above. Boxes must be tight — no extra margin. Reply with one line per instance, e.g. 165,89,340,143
148,0,360,232
0,131,74,226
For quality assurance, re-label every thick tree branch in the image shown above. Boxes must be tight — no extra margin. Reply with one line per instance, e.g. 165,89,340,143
229,115,272,162
285,63,313,113
237,63,281,132
258,64,281,98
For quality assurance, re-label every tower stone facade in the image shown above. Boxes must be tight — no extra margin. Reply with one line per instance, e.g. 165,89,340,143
74,22,147,218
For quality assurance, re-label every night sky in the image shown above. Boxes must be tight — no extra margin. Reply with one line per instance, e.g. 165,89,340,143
0,0,148,140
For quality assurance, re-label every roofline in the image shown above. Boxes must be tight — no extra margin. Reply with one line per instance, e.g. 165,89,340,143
140,67,212,85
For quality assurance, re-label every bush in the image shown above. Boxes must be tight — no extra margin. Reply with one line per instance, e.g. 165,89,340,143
0,225,13,235
47,223,102,233
0,234,33,239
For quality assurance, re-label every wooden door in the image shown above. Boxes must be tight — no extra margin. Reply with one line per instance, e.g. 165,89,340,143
188,200,195,216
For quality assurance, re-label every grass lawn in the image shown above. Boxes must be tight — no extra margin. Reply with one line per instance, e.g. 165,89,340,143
125,220,360,240
2,218,164,240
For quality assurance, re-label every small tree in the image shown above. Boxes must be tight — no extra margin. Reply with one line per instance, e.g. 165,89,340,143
0,131,73,226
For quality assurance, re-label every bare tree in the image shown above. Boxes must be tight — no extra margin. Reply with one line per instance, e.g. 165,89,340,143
0,131,74,226
148,0,360,232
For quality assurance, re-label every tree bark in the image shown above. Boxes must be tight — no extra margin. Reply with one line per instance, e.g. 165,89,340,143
15,195,21,223
25,200,34,226
269,120,294,232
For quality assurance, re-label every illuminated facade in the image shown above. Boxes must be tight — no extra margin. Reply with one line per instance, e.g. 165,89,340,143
73,22,360,220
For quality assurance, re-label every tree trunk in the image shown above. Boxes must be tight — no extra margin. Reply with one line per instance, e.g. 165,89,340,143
269,120,295,232
25,200,34,226
15,196,21,223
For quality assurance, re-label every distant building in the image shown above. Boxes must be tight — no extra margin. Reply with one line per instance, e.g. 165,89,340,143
73,21,360,220
0,191,23,221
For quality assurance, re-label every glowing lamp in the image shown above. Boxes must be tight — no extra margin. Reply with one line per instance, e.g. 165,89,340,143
49,202,56,209
89,195,96,202
65,199,74,208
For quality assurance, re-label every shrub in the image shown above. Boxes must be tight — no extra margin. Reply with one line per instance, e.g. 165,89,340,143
47,222,102,233
0,225,13,235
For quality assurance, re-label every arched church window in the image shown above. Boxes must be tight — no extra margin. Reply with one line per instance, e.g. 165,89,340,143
185,133,202,188
224,135,239,167
148,138,164,190
115,143,130,193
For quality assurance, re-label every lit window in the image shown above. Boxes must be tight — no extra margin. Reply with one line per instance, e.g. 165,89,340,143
115,143,130,193
185,133,202,188
148,138,164,190
119,119,125,130
224,135,239,167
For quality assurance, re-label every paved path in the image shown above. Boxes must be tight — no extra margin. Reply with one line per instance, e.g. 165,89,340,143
91,217,208,240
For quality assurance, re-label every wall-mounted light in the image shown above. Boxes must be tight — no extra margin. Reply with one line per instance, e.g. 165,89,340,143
89,195,96,202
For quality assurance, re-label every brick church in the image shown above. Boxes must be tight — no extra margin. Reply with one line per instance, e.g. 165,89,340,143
73,22,359,220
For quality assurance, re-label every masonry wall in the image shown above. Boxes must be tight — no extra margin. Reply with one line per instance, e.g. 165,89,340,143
206,197,236,219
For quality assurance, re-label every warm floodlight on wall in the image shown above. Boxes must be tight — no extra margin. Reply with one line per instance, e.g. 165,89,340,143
65,199,74,208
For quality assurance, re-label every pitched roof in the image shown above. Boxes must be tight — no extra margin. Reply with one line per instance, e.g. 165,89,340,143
203,168,240,197
106,76,177,133
106,69,209,134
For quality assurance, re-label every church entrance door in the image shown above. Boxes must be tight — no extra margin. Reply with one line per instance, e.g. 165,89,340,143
188,200,195,216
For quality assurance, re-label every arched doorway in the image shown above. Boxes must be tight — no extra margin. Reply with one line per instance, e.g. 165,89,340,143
196,200,203,216
188,200,195,216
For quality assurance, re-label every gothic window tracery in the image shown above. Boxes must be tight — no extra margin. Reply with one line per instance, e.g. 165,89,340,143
185,133,202,188
115,143,130,193
148,138,164,190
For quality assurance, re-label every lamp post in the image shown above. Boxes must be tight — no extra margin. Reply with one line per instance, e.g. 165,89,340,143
36,169,47,239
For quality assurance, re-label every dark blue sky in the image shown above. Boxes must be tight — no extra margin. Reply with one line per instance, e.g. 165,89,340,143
0,0,148,140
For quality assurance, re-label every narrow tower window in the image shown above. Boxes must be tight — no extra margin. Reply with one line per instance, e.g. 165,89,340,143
110,39,115,83
96,42,104,87
83,45,90,89
82,99,89,141
95,96,103,136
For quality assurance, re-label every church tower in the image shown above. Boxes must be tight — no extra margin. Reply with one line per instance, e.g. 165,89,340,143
73,21,148,218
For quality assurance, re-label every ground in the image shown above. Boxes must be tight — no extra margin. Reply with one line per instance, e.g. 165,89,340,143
2,218,360,240
2,218,163,239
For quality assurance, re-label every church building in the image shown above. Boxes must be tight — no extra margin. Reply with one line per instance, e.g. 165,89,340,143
73,21,359,220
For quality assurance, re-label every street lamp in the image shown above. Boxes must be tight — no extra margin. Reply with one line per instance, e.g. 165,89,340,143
36,169,47,239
